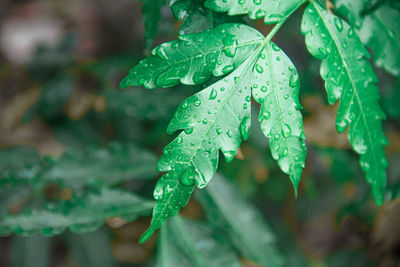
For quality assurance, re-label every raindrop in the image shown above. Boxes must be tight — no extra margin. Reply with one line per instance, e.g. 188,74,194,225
282,124,292,137
240,116,251,140
177,136,183,144
334,17,343,32
216,128,223,135
255,64,264,73
222,65,234,74
253,0,261,4
272,43,280,51
289,74,299,88
194,99,201,106
185,128,194,134
209,89,218,100
263,111,271,120
261,85,267,92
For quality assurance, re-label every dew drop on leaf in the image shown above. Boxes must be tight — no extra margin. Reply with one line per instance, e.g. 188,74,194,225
209,89,218,100
334,17,344,32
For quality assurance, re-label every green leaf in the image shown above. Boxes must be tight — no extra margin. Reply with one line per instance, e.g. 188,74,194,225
10,235,51,267
140,0,165,50
37,143,157,189
301,1,388,205
120,23,263,89
139,51,259,243
252,42,306,193
334,0,400,76
204,0,305,24
196,175,285,267
169,0,197,20
65,230,117,267
156,216,241,267
0,188,153,236
0,146,44,184
0,143,157,188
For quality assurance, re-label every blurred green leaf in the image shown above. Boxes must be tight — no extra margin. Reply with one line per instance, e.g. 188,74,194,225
0,188,153,236
156,216,241,267
197,175,285,267
66,230,116,267
10,235,51,267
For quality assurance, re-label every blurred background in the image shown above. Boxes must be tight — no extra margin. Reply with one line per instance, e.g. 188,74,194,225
0,0,399,266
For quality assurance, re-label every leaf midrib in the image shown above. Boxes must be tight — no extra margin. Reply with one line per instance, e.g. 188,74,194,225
312,2,379,172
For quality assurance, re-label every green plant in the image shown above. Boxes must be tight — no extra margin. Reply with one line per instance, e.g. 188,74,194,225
0,0,399,266
122,0,391,243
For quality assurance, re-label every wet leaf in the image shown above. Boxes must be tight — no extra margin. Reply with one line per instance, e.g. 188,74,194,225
252,42,306,194
0,188,153,236
120,23,263,89
301,1,388,205
204,0,306,24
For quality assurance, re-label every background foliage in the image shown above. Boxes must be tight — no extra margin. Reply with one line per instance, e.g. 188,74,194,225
0,0,399,266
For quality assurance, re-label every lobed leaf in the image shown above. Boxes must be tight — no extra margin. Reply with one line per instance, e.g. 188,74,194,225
140,52,258,242
301,1,388,205
0,188,153,237
204,0,305,24
196,175,285,267
252,42,306,193
156,216,241,267
120,23,263,89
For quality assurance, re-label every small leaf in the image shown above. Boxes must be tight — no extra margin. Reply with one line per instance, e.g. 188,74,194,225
252,42,306,194
120,23,263,89
156,216,241,267
204,0,305,24
0,188,153,236
301,1,388,205
196,175,285,267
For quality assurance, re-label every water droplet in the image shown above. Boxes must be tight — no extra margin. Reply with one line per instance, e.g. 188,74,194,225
289,74,299,88
194,54,204,59
347,28,354,37
243,103,248,109
177,136,183,144
180,168,195,186
240,117,251,140
262,111,271,120
185,127,194,134
238,0,245,4
155,46,168,60
276,56,281,61
220,87,225,92
153,185,164,200
282,148,288,157
202,119,208,124
253,0,261,4
245,96,251,102
283,94,289,100
334,17,343,32
222,65,234,74
282,124,292,137
182,101,188,109
272,43,280,51
209,89,217,100
216,128,223,135
274,134,280,140
194,99,201,106
261,85,267,92
260,53,266,59
227,130,233,137
255,64,264,73
184,41,191,47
